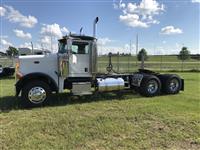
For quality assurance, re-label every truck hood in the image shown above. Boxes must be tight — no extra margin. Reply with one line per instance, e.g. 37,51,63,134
19,54,57,59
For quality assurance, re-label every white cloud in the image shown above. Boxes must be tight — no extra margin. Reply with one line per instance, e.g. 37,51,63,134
127,3,137,14
0,39,12,47
119,0,126,9
98,37,113,45
113,0,126,10
41,23,68,38
97,37,135,55
114,0,164,28
160,26,183,35
13,29,32,39
18,42,42,50
137,0,164,16
41,36,51,45
40,23,69,52
4,5,38,28
191,0,200,3
18,42,32,49
119,13,148,28
61,27,69,34
0,39,13,52
0,6,6,16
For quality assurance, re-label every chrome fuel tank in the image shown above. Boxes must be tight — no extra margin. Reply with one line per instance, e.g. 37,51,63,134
97,78,125,92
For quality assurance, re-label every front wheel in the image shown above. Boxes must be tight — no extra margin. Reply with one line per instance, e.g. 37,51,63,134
21,80,51,107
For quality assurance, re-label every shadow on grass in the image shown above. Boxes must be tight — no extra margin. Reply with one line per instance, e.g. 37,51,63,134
0,76,15,80
0,90,142,112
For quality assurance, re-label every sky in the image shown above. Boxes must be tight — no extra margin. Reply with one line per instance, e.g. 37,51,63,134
0,0,199,55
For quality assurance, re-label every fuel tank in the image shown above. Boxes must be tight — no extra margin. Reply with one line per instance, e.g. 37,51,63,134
97,77,124,92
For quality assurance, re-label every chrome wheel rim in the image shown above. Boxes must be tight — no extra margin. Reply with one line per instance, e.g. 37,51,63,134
147,80,158,94
28,87,46,104
169,78,179,92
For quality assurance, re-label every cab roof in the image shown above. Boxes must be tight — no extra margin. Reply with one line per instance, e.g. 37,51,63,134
58,34,96,43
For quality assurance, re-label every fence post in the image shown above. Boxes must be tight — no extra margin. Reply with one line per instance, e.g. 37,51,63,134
117,52,119,72
141,53,144,69
160,55,163,72
181,60,184,72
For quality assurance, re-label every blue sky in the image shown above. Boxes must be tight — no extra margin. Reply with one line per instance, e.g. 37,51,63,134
0,0,199,54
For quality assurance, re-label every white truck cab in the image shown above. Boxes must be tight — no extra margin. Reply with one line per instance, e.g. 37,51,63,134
15,18,184,107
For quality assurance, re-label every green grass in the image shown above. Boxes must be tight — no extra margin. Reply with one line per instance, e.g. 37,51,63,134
0,73,200,149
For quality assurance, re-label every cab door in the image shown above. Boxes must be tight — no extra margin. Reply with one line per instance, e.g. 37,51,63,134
68,40,91,77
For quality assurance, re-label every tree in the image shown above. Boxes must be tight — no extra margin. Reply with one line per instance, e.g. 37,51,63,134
6,46,18,57
178,47,190,61
137,48,148,61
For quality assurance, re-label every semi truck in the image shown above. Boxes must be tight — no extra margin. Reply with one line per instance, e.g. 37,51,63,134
15,17,184,107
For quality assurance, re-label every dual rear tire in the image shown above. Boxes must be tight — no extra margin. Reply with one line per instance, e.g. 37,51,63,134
139,75,161,97
138,74,182,97
159,74,182,94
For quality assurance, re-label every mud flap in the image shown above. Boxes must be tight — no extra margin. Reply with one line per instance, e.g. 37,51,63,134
181,79,184,91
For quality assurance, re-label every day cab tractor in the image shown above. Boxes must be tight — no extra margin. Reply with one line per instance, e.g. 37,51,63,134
15,17,184,107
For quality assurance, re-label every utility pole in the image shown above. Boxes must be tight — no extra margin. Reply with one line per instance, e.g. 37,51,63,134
31,42,34,54
136,34,138,68
117,51,119,73
141,52,144,69
127,43,130,72
130,40,132,72
50,34,53,52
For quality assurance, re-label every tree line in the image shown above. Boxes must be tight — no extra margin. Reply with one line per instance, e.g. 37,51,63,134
137,47,192,61
1,46,196,62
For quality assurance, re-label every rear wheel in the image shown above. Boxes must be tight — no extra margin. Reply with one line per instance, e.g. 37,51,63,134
161,75,182,94
21,80,51,107
139,75,161,97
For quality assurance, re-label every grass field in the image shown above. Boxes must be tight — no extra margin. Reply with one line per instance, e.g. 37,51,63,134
0,72,200,149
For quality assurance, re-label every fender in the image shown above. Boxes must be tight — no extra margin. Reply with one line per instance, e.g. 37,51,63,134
15,72,58,96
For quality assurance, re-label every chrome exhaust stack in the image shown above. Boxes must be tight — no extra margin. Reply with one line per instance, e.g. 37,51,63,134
93,17,99,38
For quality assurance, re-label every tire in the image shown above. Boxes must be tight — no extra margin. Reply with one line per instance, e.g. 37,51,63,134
21,80,51,107
160,74,182,94
139,75,161,97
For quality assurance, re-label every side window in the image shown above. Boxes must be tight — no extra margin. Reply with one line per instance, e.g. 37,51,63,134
71,45,78,54
72,42,89,54
58,42,66,54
